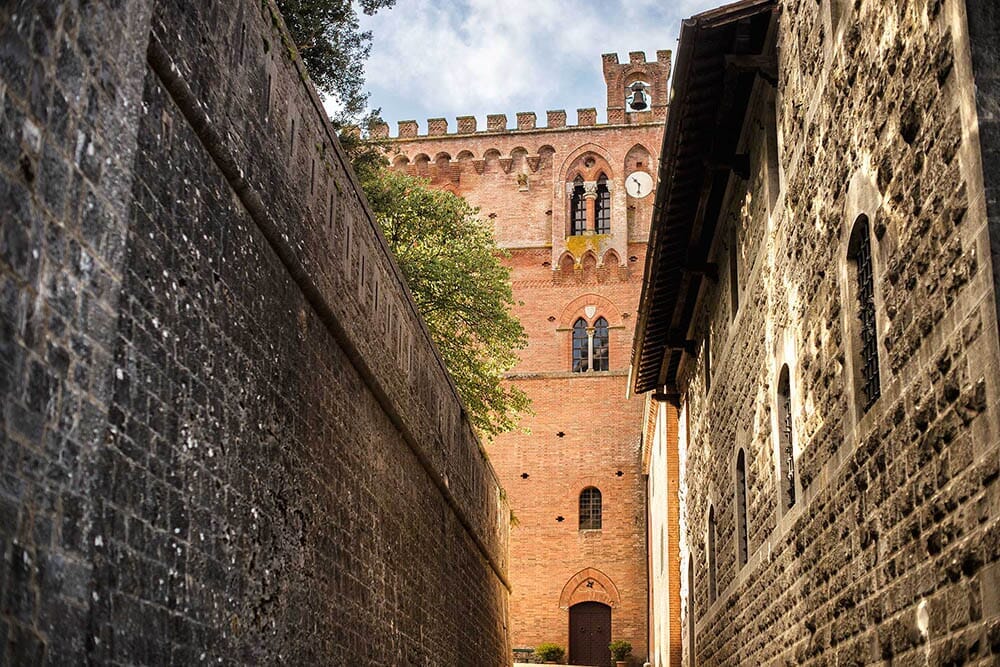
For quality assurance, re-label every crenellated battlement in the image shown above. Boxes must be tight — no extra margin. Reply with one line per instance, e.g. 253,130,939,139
372,106,666,140
374,50,671,140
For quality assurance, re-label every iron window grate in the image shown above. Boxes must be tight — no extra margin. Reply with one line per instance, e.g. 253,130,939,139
855,222,881,411
579,487,602,530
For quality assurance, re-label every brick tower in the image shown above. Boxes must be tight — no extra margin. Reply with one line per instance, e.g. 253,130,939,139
380,51,669,666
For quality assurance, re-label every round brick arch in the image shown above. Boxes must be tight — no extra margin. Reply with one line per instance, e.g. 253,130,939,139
559,568,622,610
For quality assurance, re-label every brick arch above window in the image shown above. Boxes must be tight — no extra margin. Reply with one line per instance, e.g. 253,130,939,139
559,567,622,610
558,143,616,182
558,293,622,329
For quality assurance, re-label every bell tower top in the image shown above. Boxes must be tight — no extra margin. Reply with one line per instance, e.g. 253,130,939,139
602,50,671,124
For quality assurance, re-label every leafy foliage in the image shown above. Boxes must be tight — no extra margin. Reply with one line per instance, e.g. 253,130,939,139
362,169,530,439
277,0,528,438
534,643,566,662
609,640,633,661
276,0,394,118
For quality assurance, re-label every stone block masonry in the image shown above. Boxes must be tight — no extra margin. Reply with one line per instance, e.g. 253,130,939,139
0,1,510,664
664,0,1000,665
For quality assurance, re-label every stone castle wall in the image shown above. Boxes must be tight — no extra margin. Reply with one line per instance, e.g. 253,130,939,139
0,1,510,664
680,0,1000,665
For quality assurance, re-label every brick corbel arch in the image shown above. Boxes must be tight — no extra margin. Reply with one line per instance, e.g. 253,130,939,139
559,567,621,610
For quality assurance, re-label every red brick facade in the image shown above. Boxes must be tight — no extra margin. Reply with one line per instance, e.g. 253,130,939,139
386,52,669,664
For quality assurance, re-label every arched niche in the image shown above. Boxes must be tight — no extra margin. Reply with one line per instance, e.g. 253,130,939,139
625,143,652,173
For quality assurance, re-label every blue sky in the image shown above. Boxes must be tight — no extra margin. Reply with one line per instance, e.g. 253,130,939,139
332,0,724,134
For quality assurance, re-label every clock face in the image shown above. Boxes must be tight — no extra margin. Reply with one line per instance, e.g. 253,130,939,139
626,171,653,198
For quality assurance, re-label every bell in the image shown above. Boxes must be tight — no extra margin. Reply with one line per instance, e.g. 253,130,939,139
628,89,648,111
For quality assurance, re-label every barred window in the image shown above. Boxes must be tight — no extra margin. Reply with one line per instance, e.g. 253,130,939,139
595,174,611,234
572,318,588,372
848,215,881,413
736,449,749,567
579,487,602,530
776,365,796,510
570,176,586,236
592,317,609,371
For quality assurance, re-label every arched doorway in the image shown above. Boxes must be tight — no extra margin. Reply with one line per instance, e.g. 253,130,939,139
569,601,611,666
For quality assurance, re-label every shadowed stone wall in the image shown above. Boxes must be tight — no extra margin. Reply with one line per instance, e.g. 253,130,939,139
0,1,510,664
678,1,1000,665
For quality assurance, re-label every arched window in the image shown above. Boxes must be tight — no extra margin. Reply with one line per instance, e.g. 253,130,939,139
579,487,602,530
595,174,611,234
848,214,881,413
592,317,609,371
572,318,589,372
707,505,717,603
570,176,586,236
776,365,796,510
736,449,749,567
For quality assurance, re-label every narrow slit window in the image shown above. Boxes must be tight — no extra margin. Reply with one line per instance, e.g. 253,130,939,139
848,215,881,413
592,317,609,371
579,487,602,530
707,505,717,603
776,365,796,509
703,335,712,394
595,174,611,234
736,449,749,567
729,229,739,318
572,318,588,372
570,176,586,236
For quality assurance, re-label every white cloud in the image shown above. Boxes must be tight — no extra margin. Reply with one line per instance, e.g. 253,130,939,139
356,0,722,132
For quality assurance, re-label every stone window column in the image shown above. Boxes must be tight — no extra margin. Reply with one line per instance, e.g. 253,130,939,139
583,182,598,233
586,326,595,371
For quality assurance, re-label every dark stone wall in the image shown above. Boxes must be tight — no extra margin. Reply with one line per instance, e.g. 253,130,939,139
0,1,511,664
679,0,1000,665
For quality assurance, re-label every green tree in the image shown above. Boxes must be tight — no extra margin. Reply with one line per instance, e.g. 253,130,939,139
362,169,530,438
276,0,395,118
276,0,529,437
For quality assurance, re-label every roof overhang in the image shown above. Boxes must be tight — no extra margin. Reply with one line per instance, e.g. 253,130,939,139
631,0,779,396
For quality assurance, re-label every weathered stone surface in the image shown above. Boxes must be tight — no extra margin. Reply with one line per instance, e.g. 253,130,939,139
677,1,1000,665
0,1,510,664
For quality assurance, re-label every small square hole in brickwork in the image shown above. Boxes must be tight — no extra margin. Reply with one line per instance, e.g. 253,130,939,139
556,516,565,522
521,472,529,479
556,431,565,438
616,470,624,477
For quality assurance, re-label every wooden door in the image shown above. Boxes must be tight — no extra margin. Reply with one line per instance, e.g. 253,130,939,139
569,601,611,666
